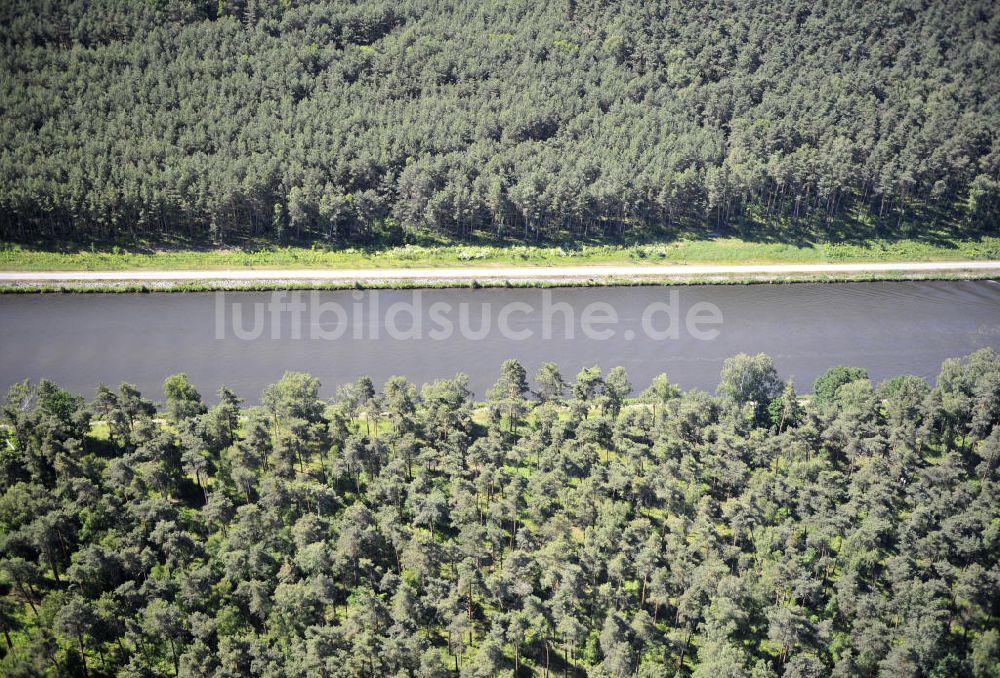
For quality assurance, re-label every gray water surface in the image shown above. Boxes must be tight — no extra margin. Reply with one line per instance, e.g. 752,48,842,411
1,281,998,402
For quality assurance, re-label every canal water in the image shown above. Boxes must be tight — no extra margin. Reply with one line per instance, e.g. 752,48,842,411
1,280,998,402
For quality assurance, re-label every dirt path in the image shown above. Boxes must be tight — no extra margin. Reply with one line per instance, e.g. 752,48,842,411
2,260,999,283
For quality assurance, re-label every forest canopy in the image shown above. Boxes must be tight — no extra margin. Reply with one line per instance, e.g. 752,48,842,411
0,0,998,246
1,351,999,675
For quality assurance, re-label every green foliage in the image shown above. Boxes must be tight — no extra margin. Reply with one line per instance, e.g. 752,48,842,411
162,373,206,423
534,362,566,402
1,350,999,674
717,353,782,426
813,365,869,404
0,1,997,248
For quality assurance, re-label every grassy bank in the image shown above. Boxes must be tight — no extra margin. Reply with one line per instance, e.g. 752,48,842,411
2,236,999,272
3,270,998,294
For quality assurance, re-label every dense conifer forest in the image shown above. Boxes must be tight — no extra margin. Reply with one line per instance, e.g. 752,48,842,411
1,351,999,676
0,0,998,246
